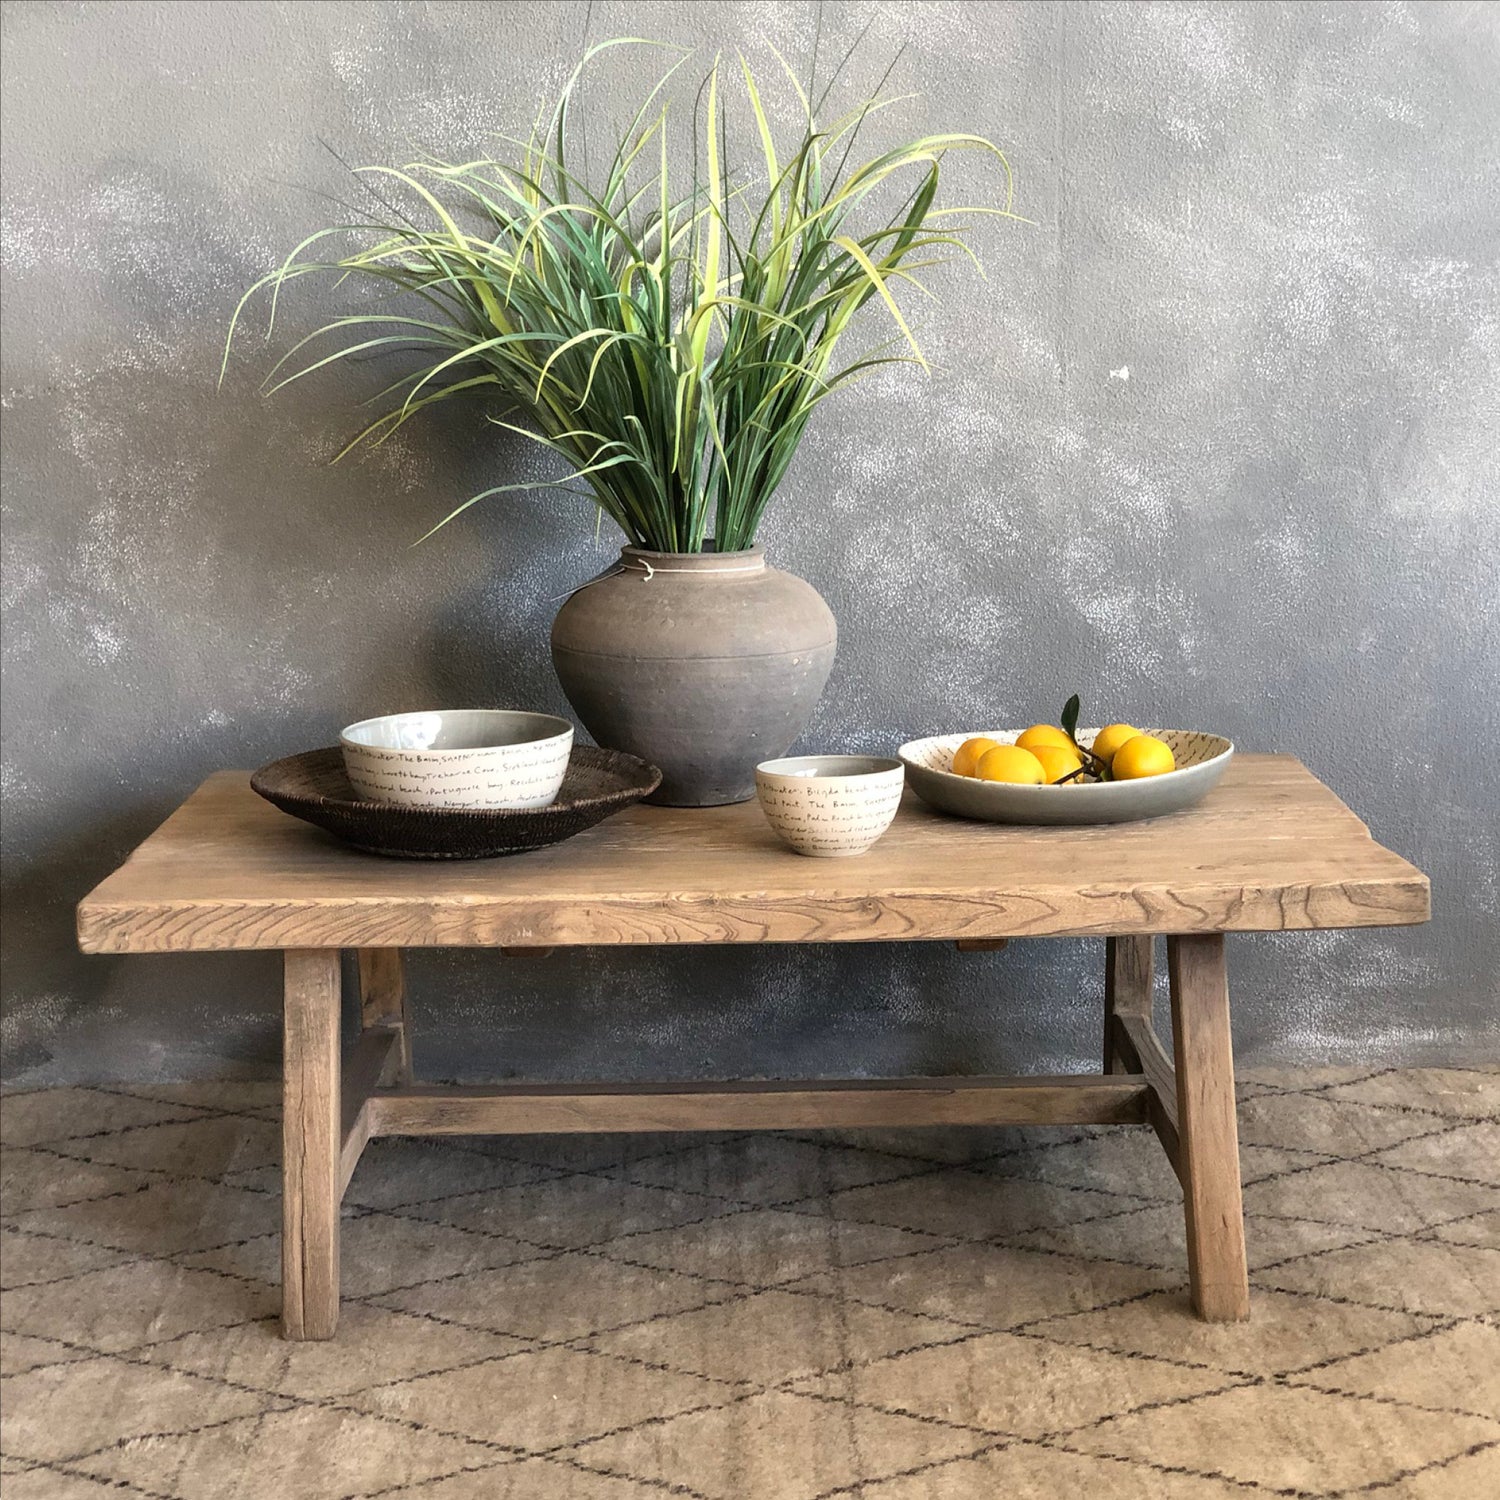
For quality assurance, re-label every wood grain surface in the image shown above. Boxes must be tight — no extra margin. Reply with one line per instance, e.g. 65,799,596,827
281,950,341,1340
1112,1010,1182,1174
1169,934,1251,1321
77,756,1429,953
356,949,411,1084
366,1074,1153,1135
1104,935,1154,1074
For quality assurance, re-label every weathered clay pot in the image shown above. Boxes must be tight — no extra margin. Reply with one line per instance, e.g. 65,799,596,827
551,546,837,806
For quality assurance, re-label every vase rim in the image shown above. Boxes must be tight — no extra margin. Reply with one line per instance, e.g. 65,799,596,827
619,544,765,574
620,544,763,559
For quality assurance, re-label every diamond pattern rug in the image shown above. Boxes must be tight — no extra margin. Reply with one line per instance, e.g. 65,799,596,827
1,1067,1497,1498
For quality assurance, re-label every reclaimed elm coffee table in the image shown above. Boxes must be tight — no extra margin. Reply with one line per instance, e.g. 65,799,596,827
77,754,1428,1339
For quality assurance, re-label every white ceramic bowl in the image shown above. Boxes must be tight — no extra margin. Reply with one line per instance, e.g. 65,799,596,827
755,755,905,857
899,728,1234,826
340,710,573,810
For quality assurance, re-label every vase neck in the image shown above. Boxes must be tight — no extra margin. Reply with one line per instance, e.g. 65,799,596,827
619,546,765,577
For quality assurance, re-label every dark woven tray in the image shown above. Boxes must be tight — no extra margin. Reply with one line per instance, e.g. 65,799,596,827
250,745,661,859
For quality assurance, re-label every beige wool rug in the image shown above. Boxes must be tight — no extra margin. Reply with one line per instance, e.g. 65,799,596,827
1,1066,1497,1499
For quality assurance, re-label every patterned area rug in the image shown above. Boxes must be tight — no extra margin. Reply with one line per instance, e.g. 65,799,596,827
1,1067,1497,1499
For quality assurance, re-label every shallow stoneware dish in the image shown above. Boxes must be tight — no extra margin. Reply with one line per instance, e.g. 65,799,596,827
755,755,905,857
899,729,1234,826
251,745,660,859
340,709,573,809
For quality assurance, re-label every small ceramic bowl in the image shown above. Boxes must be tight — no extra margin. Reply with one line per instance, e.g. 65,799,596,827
755,755,905,858
340,709,573,810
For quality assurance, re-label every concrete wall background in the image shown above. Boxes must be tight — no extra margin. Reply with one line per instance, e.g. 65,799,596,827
3,0,1497,1087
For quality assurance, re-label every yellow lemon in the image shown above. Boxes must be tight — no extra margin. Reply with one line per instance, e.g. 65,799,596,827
1028,743,1084,785
1015,724,1076,754
951,736,1000,778
1110,734,1176,780
975,744,1046,784
1090,723,1140,765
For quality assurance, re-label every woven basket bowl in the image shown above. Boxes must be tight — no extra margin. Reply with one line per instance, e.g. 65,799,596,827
251,744,661,859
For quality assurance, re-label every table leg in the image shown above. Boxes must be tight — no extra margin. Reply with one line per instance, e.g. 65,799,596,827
282,948,341,1340
1168,933,1250,1321
357,949,412,1084
1104,936,1154,1074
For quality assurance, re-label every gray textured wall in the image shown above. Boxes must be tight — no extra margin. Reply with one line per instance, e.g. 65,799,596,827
3,0,1497,1087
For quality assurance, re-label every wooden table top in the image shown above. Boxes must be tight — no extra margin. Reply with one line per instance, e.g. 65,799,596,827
76,755,1429,953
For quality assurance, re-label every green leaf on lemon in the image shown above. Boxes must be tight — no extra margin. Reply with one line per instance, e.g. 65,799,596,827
1061,694,1081,742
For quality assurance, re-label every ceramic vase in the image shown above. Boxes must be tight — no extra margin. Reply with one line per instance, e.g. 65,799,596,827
550,546,837,806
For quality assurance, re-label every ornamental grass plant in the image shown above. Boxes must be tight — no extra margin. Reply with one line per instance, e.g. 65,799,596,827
228,40,1022,553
